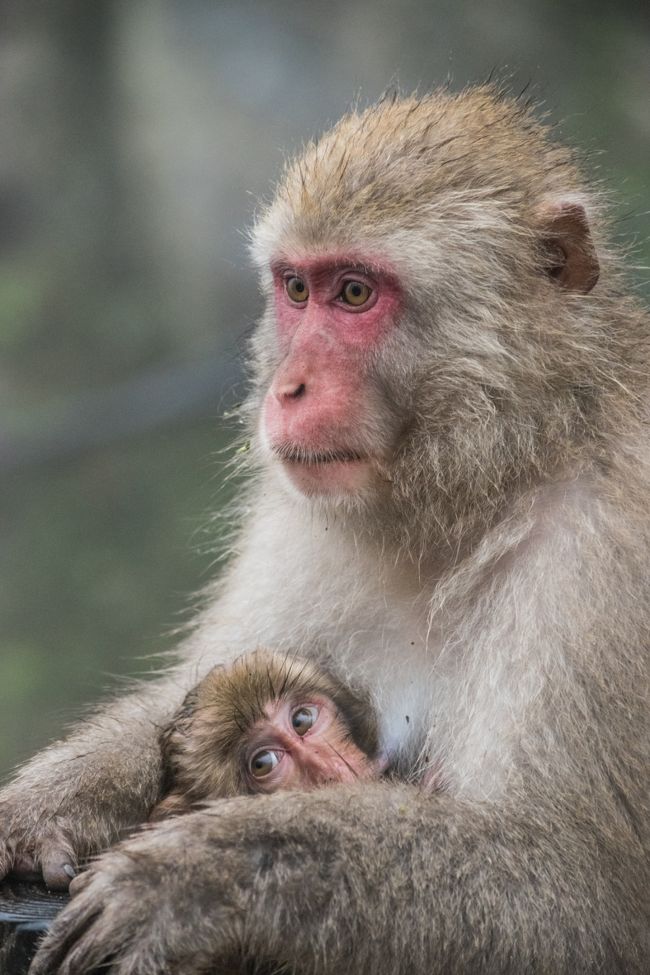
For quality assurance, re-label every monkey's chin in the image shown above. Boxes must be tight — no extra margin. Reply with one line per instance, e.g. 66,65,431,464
279,457,373,498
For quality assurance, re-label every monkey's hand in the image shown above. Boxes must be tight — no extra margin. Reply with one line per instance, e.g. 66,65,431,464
0,784,80,892
0,693,167,891
30,781,640,975
30,785,424,975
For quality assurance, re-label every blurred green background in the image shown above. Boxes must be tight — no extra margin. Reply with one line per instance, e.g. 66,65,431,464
0,0,648,778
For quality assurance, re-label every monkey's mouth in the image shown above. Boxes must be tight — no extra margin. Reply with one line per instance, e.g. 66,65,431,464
272,443,367,466
270,442,372,496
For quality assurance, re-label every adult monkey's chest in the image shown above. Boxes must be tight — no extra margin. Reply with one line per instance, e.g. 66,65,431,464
322,586,443,774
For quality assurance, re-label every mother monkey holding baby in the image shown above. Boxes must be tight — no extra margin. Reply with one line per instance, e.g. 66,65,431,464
2,87,649,974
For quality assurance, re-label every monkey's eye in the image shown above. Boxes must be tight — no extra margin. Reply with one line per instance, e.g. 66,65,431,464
291,705,319,736
285,276,309,303
249,749,281,778
341,280,372,306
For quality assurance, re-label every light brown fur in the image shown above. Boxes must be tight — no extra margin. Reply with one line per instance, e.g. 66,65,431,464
0,85,646,974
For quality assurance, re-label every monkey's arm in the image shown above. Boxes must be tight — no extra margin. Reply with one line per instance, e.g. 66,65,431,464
0,674,192,890
29,782,647,975
0,514,329,890
0,547,279,890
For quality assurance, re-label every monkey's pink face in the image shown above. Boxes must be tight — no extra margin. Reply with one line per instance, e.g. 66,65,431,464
261,257,402,497
243,694,376,793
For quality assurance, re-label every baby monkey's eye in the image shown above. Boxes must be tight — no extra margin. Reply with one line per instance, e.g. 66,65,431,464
341,280,372,306
285,276,309,303
249,749,281,778
291,705,319,736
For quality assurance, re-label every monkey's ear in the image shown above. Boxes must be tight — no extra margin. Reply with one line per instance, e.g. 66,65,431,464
158,691,198,790
149,793,192,821
537,202,600,294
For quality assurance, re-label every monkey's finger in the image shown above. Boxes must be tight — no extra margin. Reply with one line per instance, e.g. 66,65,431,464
68,868,92,896
48,920,115,975
14,852,36,873
12,852,43,883
29,899,103,975
40,845,78,891
33,897,132,975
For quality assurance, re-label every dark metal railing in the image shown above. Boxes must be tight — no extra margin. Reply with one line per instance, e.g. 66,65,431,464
0,882,68,973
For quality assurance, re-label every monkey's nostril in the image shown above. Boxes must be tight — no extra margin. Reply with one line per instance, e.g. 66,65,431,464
273,379,307,403
287,383,306,400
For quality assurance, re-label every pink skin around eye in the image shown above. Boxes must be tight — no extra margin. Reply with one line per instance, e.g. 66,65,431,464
270,256,401,347
262,255,403,496
245,695,379,794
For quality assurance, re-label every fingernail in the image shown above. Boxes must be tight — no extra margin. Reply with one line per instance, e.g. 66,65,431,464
63,863,76,879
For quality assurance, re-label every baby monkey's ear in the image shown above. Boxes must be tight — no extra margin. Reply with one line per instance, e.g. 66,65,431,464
151,688,198,818
149,791,193,822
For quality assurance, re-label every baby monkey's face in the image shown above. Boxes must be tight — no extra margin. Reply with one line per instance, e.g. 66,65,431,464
244,692,375,792
154,650,382,818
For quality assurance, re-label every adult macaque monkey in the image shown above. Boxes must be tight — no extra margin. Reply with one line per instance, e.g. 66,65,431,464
2,85,648,973
151,649,381,816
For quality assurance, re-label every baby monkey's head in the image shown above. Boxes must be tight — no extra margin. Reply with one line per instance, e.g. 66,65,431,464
152,650,380,818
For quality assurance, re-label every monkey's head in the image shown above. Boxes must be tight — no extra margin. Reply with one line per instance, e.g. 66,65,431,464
247,86,643,545
154,651,379,816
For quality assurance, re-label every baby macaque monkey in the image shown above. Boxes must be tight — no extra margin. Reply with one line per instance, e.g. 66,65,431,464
152,649,381,818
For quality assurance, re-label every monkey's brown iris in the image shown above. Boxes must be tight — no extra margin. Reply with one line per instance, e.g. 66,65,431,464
286,276,309,302
291,705,318,735
341,281,371,306
250,749,281,777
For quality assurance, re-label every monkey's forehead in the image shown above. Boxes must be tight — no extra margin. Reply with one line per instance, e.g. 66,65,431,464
250,87,585,274
195,650,342,712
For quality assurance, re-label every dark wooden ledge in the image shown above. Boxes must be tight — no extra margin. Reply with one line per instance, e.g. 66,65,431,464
0,881,69,973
